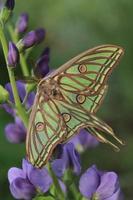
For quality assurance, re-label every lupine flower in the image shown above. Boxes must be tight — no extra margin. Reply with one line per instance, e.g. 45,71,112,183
16,13,29,33
3,81,35,116
5,0,15,10
52,143,81,177
79,165,122,200
18,28,45,51
69,129,99,152
7,42,20,67
34,47,50,78
8,159,52,199
5,117,26,143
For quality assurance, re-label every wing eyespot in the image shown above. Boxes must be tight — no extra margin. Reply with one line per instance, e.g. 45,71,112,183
35,122,45,132
76,94,86,104
62,113,71,122
78,64,87,73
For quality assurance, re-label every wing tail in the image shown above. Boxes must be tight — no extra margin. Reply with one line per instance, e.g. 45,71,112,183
86,114,125,151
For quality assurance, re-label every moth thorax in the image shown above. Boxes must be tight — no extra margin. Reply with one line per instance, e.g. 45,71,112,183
78,64,87,73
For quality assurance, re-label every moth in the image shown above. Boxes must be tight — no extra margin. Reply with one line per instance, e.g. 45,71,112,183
26,44,124,168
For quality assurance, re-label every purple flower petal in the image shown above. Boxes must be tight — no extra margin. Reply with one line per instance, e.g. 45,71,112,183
5,82,14,102
66,143,81,175
52,159,67,177
29,168,52,193
22,31,37,48
4,81,35,111
2,103,15,116
41,47,50,57
58,180,67,193
70,129,99,151
34,47,50,78
10,177,36,200
35,28,45,44
5,81,25,103
105,188,122,200
79,165,100,198
5,0,15,10
5,118,26,143
8,168,26,184
35,55,50,78
22,159,33,179
52,143,81,177
16,13,29,33
96,172,119,199
26,91,35,108
7,42,19,67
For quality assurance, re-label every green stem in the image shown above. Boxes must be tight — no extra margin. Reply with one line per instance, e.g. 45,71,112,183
47,162,65,200
63,170,81,200
8,24,30,76
0,25,28,127
69,182,81,200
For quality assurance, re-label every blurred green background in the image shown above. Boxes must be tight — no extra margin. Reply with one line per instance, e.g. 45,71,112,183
0,0,133,199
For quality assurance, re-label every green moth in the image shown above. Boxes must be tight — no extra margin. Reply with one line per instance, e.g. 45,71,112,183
26,44,124,168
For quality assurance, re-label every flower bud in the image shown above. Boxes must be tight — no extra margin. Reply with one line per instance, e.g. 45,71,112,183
35,28,45,44
0,85,9,103
7,42,19,67
17,28,45,52
5,0,15,10
0,0,15,24
15,13,29,34
34,47,50,78
41,47,50,57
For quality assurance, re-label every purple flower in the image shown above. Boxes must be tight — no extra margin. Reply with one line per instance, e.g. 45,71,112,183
3,81,35,116
69,129,99,152
21,30,37,49
5,117,26,143
79,165,122,200
8,159,52,199
5,0,15,10
16,13,29,33
34,47,50,78
35,28,45,44
52,143,81,177
19,28,45,50
7,42,19,67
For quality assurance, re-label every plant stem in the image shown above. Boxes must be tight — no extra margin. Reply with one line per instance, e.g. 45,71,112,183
0,25,28,127
8,24,30,76
69,182,81,200
47,162,65,200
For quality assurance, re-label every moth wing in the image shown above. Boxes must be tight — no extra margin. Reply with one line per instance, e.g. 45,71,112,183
52,45,123,95
53,98,123,150
26,93,67,168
